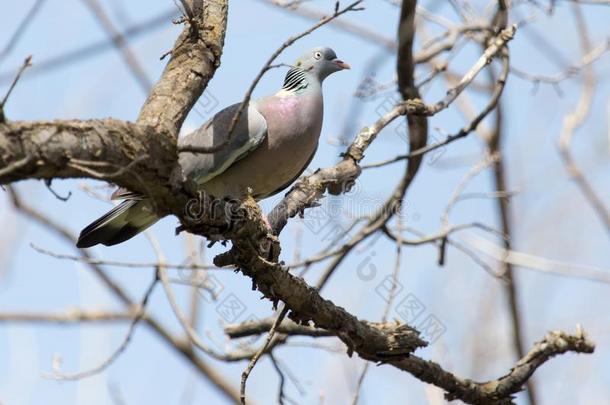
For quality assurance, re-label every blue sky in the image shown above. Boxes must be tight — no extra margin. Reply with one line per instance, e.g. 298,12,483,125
1,1,610,404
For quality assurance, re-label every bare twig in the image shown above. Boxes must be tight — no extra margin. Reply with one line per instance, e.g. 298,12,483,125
0,9,176,85
268,353,288,405
31,243,223,271
45,272,158,380
407,36,511,158
557,5,610,232
351,363,370,405
0,55,32,121
81,0,152,92
0,0,45,63
44,179,72,201
352,213,405,404
151,234,228,360
465,233,610,284
225,317,332,338
511,38,610,85
0,310,136,324
260,0,395,51
240,306,289,405
441,152,500,230
420,25,516,116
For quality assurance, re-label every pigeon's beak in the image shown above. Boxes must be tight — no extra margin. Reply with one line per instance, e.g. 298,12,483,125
333,59,351,70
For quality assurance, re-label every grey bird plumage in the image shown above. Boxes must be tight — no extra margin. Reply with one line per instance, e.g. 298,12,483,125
77,47,350,248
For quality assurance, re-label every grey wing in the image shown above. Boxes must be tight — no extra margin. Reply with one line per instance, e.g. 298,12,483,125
178,103,268,185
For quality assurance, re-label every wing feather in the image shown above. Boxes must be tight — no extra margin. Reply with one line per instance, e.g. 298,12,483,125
178,103,268,184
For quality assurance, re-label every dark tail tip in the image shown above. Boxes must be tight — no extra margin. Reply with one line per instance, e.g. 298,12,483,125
76,200,145,248
76,236,94,249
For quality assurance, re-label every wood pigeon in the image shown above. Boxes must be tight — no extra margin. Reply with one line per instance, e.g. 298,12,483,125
77,47,350,248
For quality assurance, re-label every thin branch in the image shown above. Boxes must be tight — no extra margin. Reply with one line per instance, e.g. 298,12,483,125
382,225,506,279
151,234,228,360
351,363,370,405
360,33,511,170
0,0,46,63
421,25,516,116
31,243,223,271
44,179,72,201
407,38,511,158
260,0,395,51
511,37,610,85
177,0,195,21
557,5,610,232
353,213,405,404
240,306,289,405
441,152,500,229
383,222,508,247
465,234,610,284
0,310,136,324
0,155,32,178
268,353,289,405
0,55,32,121
81,0,152,93
0,9,177,85
311,0,432,290
45,272,158,380
484,6,537,399
225,318,333,338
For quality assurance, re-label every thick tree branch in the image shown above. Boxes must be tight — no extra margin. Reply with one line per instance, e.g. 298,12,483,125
225,317,333,338
389,329,593,405
225,318,593,405
211,201,427,358
137,0,228,134
398,0,428,176
0,119,175,200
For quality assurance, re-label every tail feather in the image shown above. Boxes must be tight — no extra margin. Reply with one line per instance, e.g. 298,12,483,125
77,199,159,248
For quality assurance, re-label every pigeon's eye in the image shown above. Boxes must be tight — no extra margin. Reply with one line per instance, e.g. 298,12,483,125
314,51,322,60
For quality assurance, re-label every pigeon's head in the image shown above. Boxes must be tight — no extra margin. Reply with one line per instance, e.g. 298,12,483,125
295,47,350,81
